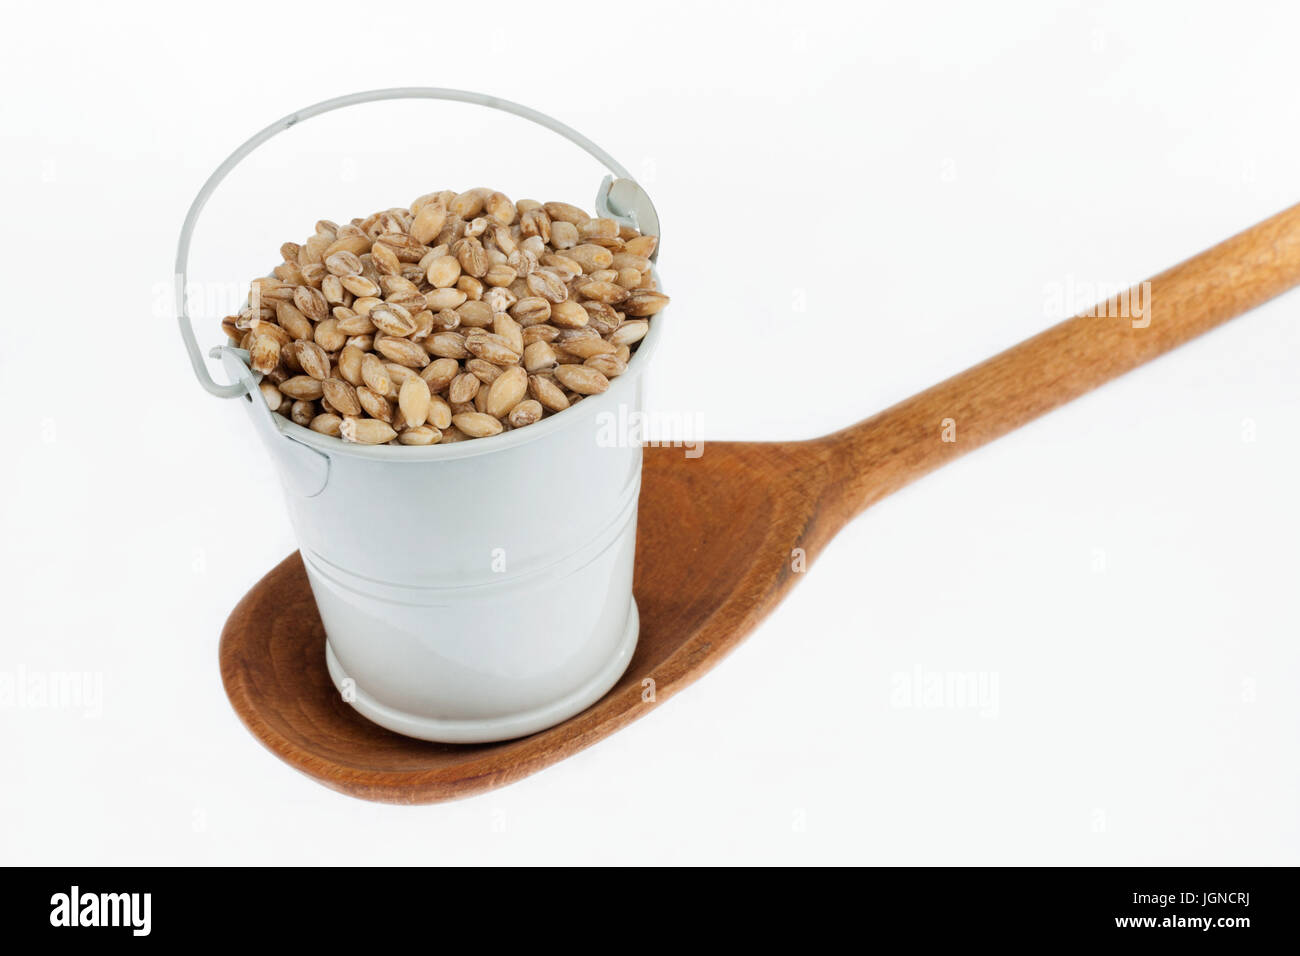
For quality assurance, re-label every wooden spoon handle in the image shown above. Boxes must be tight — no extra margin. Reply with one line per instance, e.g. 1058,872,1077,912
824,201,1300,518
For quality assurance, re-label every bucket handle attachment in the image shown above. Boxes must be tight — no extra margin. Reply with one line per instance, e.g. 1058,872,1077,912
176,87,661,398
217,346,332,496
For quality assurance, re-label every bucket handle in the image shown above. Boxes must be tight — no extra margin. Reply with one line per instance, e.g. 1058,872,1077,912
176,87,660,398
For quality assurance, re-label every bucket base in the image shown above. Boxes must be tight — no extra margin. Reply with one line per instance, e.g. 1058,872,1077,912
324,601,639,744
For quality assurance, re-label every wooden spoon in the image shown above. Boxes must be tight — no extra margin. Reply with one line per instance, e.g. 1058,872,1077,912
221,202,1300,803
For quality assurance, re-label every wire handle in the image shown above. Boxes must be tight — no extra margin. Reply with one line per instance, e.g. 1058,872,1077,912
176,87,648,398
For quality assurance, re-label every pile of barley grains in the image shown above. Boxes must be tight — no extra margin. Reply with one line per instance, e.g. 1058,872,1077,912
222,188,668,445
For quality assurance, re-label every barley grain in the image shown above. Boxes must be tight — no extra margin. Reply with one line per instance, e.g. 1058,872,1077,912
486,366,528,419
341,417,397,444
623,290,670,316
528,373,570,411
414,365,452,401
449,372,481,404
553,364,609,395
280,375,326,401
467,358,503,384
357,386,393,422
507,399,543,428
426,331,469,359
314,318,346,352
610,319,650,346
323,378,363,416
543,201,589,224
297,340,331,380
398,425,442,445
465,331,521,365
374,335,430,368
452,412,504,438
250,334,281,374
259,381,284,411
360,354,392,395
310,413,343,436
585,353,628,378
398,375,432,427
291,400,315,426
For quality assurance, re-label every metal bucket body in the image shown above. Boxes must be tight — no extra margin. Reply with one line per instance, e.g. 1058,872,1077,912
253,377,647,743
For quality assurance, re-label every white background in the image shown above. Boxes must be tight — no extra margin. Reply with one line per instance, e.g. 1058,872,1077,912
2,0,1297,865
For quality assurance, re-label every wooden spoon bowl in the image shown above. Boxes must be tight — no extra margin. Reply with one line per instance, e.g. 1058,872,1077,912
220,439,833,803
220,202,1300,802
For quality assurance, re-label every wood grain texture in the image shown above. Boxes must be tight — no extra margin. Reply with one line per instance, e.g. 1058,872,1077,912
220,201,1300,803
819,201,1300,520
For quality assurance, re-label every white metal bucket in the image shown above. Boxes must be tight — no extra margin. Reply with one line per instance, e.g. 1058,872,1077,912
178,89,665,743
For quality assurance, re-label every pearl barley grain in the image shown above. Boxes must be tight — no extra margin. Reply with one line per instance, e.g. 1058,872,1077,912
226,188,668,444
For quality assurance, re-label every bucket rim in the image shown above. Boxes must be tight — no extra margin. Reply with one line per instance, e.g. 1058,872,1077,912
266,301,667,462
